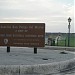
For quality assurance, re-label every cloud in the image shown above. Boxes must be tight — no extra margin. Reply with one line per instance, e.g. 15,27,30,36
0,0,73,17
0,0,74,32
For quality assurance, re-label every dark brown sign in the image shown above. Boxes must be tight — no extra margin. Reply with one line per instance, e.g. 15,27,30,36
0,23,45,47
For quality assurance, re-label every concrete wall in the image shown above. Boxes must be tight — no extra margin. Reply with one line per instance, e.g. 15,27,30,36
0,58,75,75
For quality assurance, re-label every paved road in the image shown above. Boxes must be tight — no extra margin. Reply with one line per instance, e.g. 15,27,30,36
23,68,75,75
0,47,75,65
51,52,75,75
18,68,75,75
49,68,75,75
49,51,75,75
0,47,75,75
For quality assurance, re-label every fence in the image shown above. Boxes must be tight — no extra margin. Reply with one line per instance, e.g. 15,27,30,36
56,39,66,46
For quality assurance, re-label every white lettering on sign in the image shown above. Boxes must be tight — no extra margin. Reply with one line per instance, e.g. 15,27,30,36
6,34,12,37
12,26,18,29
0,23,45,47
30,43,39,46
15,30,28,32
0,25,11,28
35,26,44,29
19,26,28,29
29,26,33,29
38,35,44,37
25,35,37,38
0,34,5,37
13,34,24,37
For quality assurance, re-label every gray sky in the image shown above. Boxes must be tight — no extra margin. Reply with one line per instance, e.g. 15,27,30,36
0,0,74,33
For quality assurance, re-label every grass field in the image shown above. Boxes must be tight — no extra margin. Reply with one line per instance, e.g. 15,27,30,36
56,36,75,47
45,33,75,47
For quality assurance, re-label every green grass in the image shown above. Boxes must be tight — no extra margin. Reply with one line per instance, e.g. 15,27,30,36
57,40,66,46
46,33,75,47
55,36,75,47
66,37,75,47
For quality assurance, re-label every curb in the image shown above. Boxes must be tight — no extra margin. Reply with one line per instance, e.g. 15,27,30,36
39,46,75,51
0,58,75,75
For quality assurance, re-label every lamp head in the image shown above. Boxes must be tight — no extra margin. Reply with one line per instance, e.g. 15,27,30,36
68,17,72,22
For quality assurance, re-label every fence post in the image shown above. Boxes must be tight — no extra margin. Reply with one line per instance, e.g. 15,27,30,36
57,39,58,46
65,39,66,46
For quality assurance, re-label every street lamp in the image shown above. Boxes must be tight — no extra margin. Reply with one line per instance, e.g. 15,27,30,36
68,17,72,47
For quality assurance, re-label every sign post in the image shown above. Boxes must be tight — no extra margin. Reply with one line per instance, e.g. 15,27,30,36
7,46,10,53
34,47,37,54
0,23,45,53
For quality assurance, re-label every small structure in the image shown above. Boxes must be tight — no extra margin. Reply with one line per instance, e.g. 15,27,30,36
48,38,55,46
45,37,48,45
48,38,52,45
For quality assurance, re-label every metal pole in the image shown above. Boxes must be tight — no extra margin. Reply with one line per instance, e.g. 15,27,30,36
34,47,37,54
7,46,10,53
68,22,70,47
57,39,58,46
65,39,66,46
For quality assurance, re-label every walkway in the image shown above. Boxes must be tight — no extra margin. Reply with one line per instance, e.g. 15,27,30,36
0,47,75,75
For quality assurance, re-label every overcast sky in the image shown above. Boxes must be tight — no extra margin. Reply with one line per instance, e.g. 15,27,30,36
0,0,74,33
